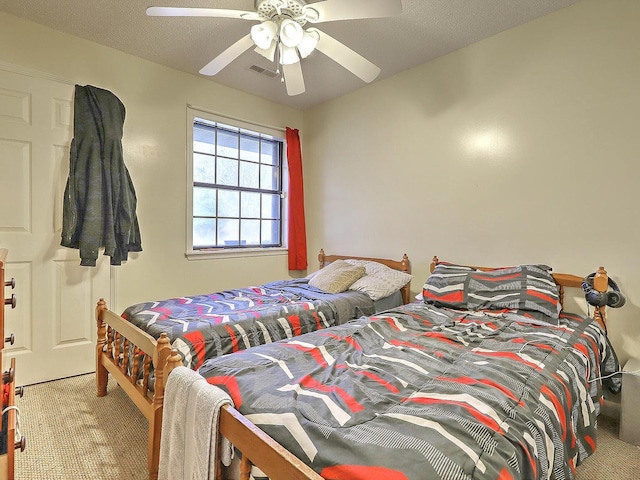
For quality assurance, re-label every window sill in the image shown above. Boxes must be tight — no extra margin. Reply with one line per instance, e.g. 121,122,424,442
186,247,288,261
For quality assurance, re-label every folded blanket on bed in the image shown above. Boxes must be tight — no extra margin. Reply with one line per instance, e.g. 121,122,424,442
159,366,233,480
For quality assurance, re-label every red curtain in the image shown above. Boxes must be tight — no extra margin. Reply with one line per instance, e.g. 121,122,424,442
286,127,307,270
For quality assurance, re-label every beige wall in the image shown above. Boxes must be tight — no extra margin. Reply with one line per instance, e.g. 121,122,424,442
1,0,638,365
0,12,303,312
303,0,640,365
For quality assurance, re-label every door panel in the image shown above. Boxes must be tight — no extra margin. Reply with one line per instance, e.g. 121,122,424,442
0,67,110,385
0,138,30,232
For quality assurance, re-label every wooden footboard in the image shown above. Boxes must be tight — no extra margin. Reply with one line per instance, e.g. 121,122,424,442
96,299,172,480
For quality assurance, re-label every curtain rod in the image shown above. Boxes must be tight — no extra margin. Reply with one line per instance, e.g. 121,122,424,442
187,103,286,133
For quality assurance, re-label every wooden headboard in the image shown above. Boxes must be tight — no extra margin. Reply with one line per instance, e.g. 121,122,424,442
317,249,411,305
429,256,609,332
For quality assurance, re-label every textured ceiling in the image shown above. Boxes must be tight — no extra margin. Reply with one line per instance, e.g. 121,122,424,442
0,0,580,110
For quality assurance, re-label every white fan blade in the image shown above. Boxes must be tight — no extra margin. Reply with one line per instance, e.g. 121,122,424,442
309,28,381,83
146,7,260,21
199,34,255,76
304,0,402,23
282,63,306,96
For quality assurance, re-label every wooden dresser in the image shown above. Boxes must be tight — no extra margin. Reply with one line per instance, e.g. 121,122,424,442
0,249,25,480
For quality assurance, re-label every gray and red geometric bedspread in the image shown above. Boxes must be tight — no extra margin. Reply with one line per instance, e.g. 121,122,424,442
198,302,621,480
121,278,376,369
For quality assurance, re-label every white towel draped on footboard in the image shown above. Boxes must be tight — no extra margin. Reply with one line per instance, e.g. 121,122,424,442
159,366,233,480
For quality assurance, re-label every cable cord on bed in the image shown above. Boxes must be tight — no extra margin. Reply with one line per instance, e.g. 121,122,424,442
558,345,640,385
590,369,640,382
1,405,22,445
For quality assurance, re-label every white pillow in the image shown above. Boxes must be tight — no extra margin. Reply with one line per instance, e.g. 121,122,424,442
345,260,412,300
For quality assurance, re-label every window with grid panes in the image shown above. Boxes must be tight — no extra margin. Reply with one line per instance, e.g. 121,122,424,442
191,116,284,250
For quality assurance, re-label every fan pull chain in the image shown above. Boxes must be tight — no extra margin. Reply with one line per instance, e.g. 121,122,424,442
274,42,282,80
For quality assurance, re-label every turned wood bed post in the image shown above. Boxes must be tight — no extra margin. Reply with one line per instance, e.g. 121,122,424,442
148,334,172,480
401,253,410,272
430,256,439,273
96,298,108,397
592,266,609,332
318,248,326,268
163,348,184,383
146,349,183,480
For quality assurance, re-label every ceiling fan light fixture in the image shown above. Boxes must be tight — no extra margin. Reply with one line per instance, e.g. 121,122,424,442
250,20,278,50
148,0,403,96
302,6,319,23
254,42,277,62
279,18,304,48
297,30,319,58
279,44,300,65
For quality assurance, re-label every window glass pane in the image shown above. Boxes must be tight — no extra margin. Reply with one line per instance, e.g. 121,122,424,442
194,123,215,154
260,165,279,191
261,194,280,219
241,191,261,218
219,219,240,246
261,140,279,166
261,220,280,245
193,187,217,216
193,153,215,184
193,218,216,247
241,220,260,246
240,135,260,162
217,157,238,187
218,189,240,218
190,112,284,250
217,129,238,158
239,161,259,189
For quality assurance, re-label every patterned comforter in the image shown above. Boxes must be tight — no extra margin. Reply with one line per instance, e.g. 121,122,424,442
122,278,378,369
198,302,621,480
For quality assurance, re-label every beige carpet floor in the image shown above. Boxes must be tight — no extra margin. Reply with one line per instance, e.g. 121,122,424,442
11,374,640,479
575,403,640,480
15,373,147,479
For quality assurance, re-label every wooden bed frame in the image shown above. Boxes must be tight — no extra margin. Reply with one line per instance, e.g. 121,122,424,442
95,249,411,480
156,257,612,480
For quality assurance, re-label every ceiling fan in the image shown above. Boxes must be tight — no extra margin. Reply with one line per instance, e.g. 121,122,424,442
147,0,403,96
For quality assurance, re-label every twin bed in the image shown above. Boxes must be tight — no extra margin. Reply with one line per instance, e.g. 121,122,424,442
95,249,412,479
159,256,620,480
97,252,621,480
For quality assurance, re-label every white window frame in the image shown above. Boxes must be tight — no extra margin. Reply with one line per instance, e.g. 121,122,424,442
186,106,289,260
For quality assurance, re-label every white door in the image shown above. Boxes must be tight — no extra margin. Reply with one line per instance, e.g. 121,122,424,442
0,65,111,385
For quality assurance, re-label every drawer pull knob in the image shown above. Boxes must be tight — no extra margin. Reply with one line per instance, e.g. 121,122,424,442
4,278,15,289
4,293,16,308
15,436,26,452
15,385,24,398
2,367,14,384
4,333,14,345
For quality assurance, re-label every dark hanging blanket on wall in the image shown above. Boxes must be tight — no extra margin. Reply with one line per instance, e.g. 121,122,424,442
61,85,142,266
